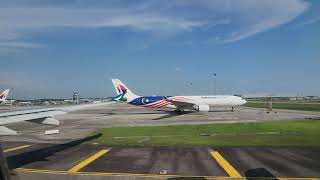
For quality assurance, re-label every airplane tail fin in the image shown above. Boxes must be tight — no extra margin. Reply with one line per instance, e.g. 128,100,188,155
0,89,10,102
111,79,139,102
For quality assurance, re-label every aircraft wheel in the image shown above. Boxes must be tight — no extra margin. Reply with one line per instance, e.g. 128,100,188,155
231,106,235,112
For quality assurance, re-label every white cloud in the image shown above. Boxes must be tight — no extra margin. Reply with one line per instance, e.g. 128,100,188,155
219,0,310,43
175,67,182,72
0,5,204,52
202,19,231,31
0,0,310,51
0,7,203,33
0,42,44,48
223,17,293,43
302,17,320,25
296,16,320,27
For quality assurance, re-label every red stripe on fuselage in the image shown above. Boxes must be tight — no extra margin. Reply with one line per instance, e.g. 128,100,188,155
150,101,168,108
144,100,164,107
148,101,171,108
153,102,170,108
149,101,167,108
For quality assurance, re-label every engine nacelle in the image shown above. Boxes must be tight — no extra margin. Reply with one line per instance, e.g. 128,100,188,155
193,104,210,112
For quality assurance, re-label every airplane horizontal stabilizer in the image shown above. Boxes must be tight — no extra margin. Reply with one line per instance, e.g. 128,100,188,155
27,117,60,125
0,126,17,135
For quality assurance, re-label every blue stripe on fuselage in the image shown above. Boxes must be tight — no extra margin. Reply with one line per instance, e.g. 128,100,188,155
129,96,171,106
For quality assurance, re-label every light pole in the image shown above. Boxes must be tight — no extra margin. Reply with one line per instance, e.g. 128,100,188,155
211,73,217,95
185,80,192,94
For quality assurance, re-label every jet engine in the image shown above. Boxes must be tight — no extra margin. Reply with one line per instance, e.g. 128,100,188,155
193,104,210,112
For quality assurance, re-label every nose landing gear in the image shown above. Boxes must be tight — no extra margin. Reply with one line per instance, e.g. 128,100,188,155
231,106,235,112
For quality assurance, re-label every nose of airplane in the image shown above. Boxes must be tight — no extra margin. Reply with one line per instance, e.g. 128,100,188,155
241,99,247,105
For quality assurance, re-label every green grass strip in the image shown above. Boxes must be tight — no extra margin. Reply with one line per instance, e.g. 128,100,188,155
88,120,320,147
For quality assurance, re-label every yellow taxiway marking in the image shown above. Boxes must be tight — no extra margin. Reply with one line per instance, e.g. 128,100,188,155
210,150,242,178
16,168,230,179
68,149,109,173
15,168,320,180
3,145,31,153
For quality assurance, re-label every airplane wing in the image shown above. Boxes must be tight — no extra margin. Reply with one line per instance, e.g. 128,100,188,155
165,96,196,109
0,102,113,135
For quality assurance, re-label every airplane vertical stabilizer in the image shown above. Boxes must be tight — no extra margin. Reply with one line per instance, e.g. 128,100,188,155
111,79,139,102
0,89,10,102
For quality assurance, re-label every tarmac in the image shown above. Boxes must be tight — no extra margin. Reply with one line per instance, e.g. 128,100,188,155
0,103,320,179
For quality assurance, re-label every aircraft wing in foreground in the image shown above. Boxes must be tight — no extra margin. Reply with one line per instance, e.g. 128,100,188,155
0,102,112,135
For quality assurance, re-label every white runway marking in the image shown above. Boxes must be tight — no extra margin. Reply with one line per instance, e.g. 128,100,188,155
208,117,239,120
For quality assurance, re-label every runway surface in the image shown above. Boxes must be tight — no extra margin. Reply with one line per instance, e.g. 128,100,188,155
0,103,320,179
1,103,320,144
2,141,320,180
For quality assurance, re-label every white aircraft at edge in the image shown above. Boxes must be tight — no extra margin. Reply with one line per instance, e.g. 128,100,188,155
0,89,10,104
112,79,247,112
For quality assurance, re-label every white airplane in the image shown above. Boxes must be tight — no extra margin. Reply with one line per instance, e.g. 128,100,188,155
0,89,10,104
111,79,247,112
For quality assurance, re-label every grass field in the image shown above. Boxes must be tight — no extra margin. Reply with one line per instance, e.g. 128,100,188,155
244,101,320,112
88,120,320,147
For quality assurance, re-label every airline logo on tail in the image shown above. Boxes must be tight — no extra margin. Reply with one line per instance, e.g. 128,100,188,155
111,79,139,102
0,89,10,102
112,85,127,101
117,85,127,94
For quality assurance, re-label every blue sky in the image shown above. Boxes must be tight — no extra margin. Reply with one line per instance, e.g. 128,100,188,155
0,0,319,99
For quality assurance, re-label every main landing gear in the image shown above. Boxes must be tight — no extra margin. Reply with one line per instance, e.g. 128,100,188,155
174,109,184,114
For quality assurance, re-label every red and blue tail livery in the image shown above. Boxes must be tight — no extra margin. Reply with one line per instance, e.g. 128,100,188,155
111,84,128,101
0,89,10,103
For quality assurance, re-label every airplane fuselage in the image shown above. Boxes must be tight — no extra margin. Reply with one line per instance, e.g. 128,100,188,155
111,79,247,112
129,95,246,109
